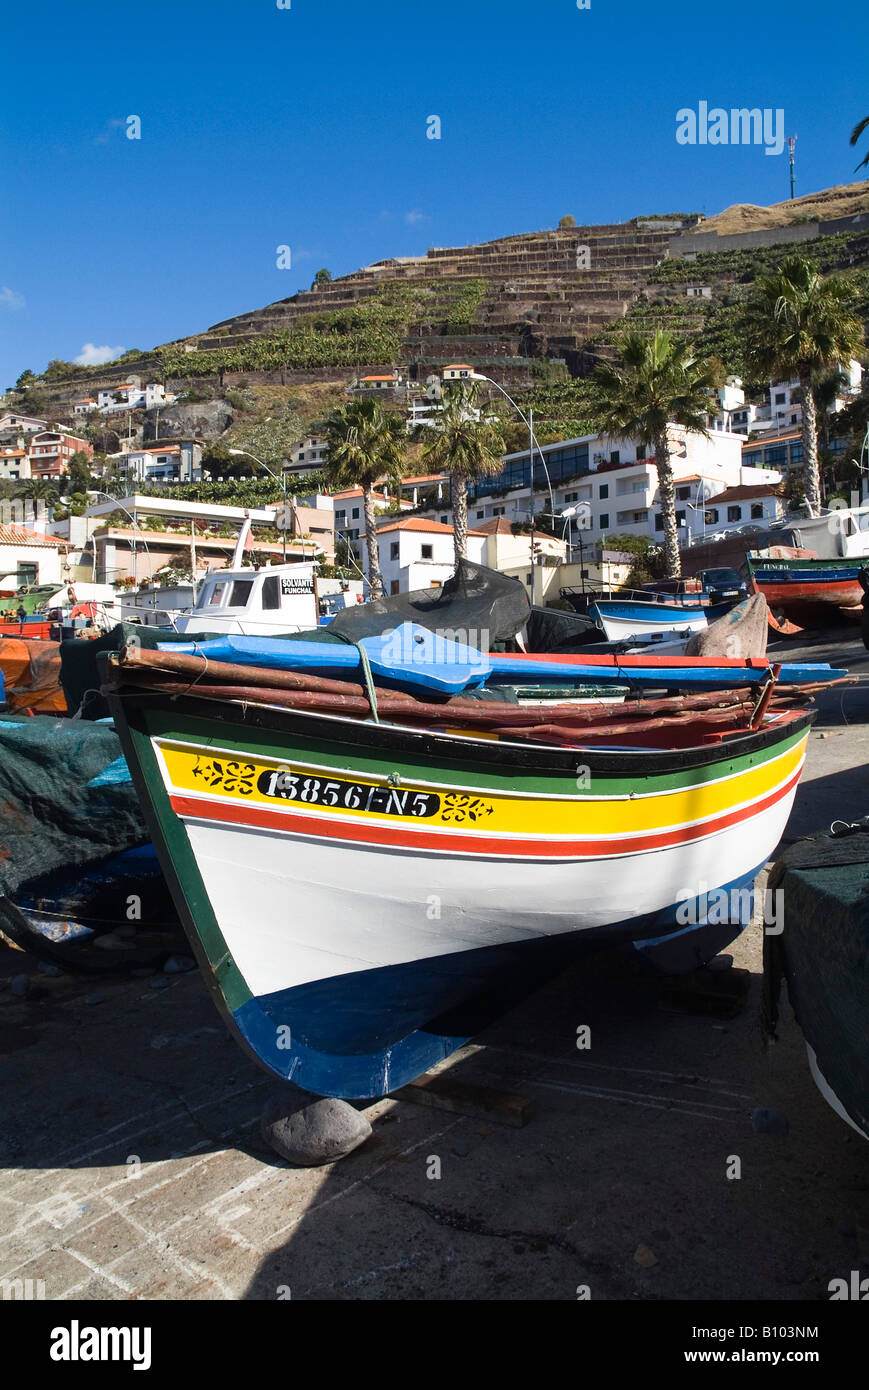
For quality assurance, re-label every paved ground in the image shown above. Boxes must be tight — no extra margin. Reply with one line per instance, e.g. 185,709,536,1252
1,624,868,1301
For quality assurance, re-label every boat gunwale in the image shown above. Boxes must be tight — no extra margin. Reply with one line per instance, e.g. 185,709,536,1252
105,683,816,778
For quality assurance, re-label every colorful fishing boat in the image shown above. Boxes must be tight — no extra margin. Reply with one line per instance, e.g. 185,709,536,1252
102,629,835,1101
746,555,865,621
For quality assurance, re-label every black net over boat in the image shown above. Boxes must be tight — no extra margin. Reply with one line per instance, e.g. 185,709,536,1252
326,560,530,648
524,605,603,653
0,715,146,897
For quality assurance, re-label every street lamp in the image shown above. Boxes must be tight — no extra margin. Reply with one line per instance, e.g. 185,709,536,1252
469,373,556,521
228,448,288,561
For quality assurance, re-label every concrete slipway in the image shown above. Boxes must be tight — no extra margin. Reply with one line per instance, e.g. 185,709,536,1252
1,627,867,1302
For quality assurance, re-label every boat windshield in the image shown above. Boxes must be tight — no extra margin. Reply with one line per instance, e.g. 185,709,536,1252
228,580,255,608
197,581,228,610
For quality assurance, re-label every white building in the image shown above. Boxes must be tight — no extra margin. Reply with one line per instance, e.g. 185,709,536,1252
728,360,864,436
0,448,31,482
463,425,782,549
96,381,175,414
368,517,486,595
690,483,785,544
286,434,329,474
0,524,69,589
118,441,202,484
0,413,46,436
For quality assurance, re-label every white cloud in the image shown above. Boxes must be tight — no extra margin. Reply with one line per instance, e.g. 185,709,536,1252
404,209,429,225
74,342,126,366
0,286,25,311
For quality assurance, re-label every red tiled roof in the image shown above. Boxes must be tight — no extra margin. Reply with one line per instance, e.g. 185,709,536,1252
376,517,485,537
475,516,515,534
709,484,783,503
0,525,69,548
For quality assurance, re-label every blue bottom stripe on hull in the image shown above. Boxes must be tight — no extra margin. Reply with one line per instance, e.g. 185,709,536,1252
231,867,763,1099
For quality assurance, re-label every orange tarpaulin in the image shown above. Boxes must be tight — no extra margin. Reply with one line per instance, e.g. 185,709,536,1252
0,637,67,713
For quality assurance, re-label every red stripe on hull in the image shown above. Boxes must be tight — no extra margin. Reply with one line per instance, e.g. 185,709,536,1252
0,621,53,640
169,765,803,860
754,579,862,609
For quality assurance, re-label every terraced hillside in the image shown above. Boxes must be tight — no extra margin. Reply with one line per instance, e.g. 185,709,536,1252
172,220,685,376
14,187,869,423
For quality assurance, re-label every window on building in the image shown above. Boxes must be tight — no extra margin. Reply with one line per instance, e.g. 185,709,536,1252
599,484,608,499
610,451,620,465
475,510,484,518
655,514,664,531
636,445,646,460
17,563,37,586
676,487,690,500
599,513,609,529
765,446,787,465
335,510,346,525
676,510,686,525
727,506,741,522
565,492,578,503
526,573,532,584
493,506,505,516
390,542,399,560
261,575,281,610
704,508,718,525
775,393,786,404
421,544,433,559
440,515,449,525
751,503,764,519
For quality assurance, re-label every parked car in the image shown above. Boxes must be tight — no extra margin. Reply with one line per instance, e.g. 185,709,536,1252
699,567,748,606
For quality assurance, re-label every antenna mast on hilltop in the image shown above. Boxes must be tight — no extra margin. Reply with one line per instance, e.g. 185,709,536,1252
788,135,797,201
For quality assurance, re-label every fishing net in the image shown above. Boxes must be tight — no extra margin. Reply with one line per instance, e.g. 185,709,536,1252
0,715,147,897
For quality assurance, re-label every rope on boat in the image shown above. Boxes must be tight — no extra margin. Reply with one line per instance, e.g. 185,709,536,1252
355,642,380,722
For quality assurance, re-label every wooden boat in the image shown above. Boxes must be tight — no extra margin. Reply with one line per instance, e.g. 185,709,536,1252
589,598,710,643
0,616,53,640
746,555,865,621
765,827,869,1140
102,634,842,1101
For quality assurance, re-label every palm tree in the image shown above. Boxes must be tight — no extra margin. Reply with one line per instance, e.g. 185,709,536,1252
588,330,723,578
850,115,869,170
420,382,506,567
742,255,864,514
323,396,406,600
15,477,60,513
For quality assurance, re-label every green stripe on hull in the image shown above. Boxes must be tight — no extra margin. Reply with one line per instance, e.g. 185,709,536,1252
140,708,805,800
127,720,253,1014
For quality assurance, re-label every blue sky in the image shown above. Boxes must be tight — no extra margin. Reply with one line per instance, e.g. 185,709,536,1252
1,0,866,389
